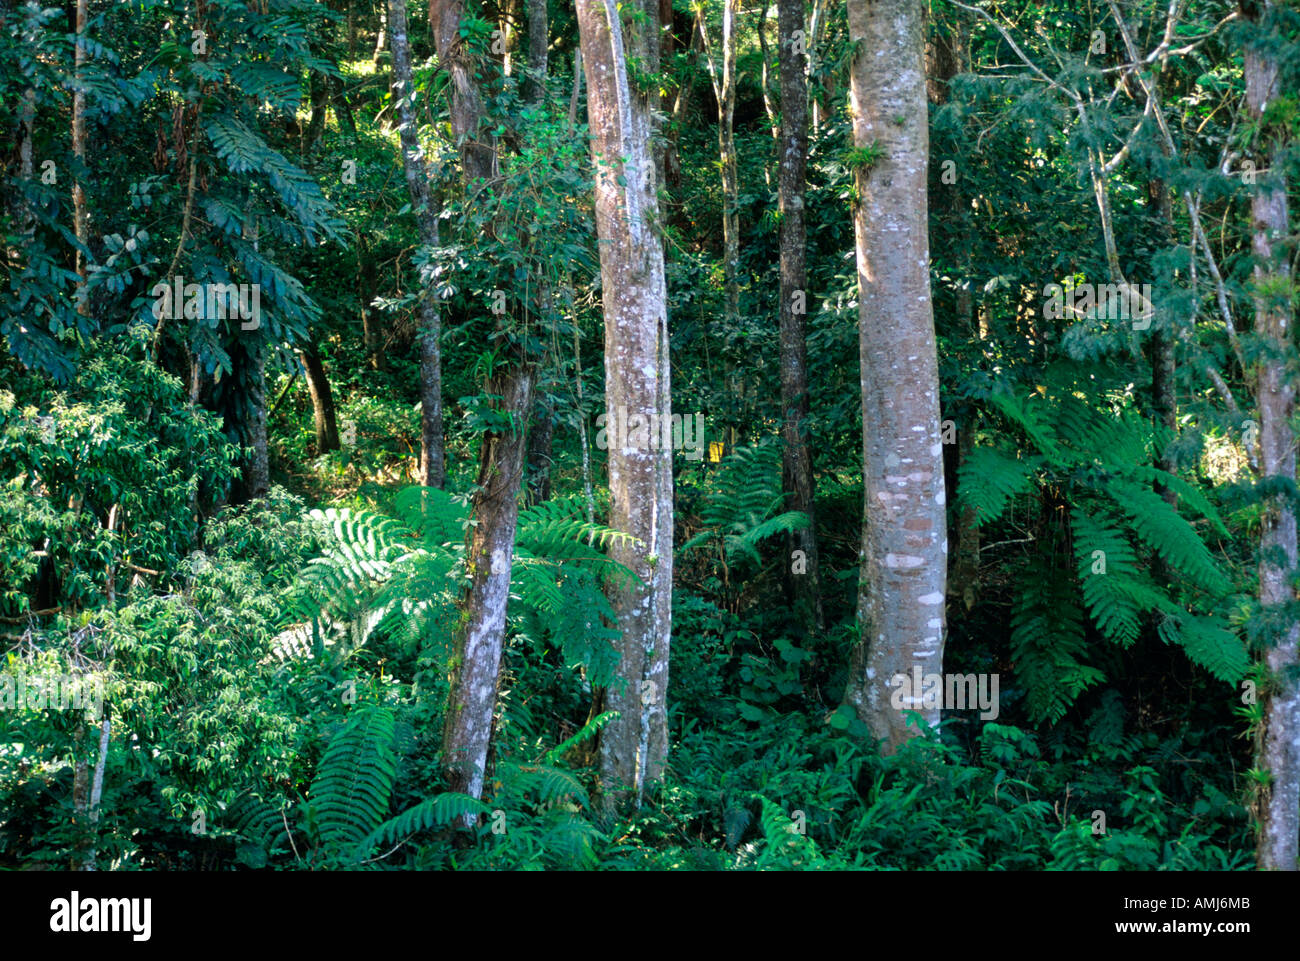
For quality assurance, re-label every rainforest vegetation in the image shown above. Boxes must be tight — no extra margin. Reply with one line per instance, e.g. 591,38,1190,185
1,0,1298,871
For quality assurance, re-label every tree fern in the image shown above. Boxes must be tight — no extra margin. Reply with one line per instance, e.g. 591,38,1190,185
968,376,1243,717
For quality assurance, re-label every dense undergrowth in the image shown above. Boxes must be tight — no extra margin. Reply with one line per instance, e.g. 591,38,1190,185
0,351,1254,870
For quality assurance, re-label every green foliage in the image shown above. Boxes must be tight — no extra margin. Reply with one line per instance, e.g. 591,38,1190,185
959,378,1246,721
682,443,810,569
291,487,635,682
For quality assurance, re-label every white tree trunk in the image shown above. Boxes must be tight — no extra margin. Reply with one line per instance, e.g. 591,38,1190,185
842,0,948,753
576,0,673,806
1246,0,1298,872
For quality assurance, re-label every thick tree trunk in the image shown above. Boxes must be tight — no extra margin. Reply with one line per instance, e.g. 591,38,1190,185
429,0,536,814
1246,0,1298,872
390,0,446,488
777,0,822,631
842,0,947,753
299,344,340,454
577,0,673,806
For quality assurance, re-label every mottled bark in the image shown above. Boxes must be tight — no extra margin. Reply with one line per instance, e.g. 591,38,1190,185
431,0,497,185
1246,0,1298,872
245,343,271,499
390,0,446,488
777,0,822,631
577,0,673,806
842,0,947,753
299,344,340,454
441,366,534,802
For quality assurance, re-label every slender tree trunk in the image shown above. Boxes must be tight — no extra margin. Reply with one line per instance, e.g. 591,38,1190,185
307,71,328,150
356,232,384,370
80,716,110,871
430,0,535,812
441,367,535,803
1147,170,1178,508
524,400,554,506
242,213,270,500
577,0,673,806
374,2,387,67
390,0,446,488
699,0,739,333
299,344,341,454
1246,0,1298,872
524,0,548,103
777,0,822,631
842,0,947,753
808,0,831,131
71,0,88,315
331,75,357,137
245,343,271,498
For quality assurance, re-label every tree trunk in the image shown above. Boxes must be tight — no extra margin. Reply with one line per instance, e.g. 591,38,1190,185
245,342,271,499
390,0,446,488
842,0,947,753
356,232,384,370
71,0,88,315
1147,170,1178,508
373,2,387,67
430,0,537,814
577,0,673,807
524,0,548,103
307,71,328,150
525,396,554,506
299,343,341,454
331,75,357,137
441,366,534,802
1246,0,1298,873
700,0,739,334
777,0,822,631
431,0,497,185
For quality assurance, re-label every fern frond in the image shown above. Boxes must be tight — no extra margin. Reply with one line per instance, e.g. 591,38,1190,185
957,447,1042,527
308,704,398,856
1011,564,1104,723
355,793,490,859
1104,479,1230,595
